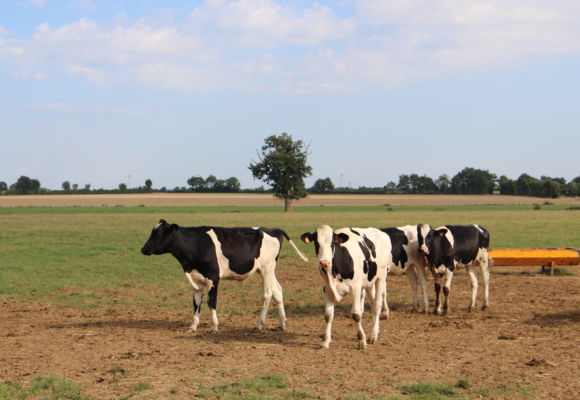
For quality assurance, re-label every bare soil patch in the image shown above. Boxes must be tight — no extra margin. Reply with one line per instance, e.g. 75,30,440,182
1,193,578,207
1,265,578,399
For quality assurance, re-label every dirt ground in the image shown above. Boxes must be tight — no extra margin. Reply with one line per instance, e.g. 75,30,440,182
1,265,578,399
1,193,579,207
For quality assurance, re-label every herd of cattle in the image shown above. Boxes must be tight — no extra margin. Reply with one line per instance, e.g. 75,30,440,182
141,220,491,349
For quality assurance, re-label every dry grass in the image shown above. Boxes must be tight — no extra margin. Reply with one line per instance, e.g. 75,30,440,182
1,193,578,207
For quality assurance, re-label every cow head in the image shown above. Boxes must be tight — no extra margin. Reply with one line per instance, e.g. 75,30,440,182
417,224,434,254
141,219,179,255
417,224,450,273
300,225,349,270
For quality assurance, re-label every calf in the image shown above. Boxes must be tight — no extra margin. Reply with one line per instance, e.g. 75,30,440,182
417,224,491,315
379,225,430,316
141,219,308,332
300,225,390,349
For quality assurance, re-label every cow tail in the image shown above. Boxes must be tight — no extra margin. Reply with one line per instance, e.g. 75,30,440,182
281,230,309,262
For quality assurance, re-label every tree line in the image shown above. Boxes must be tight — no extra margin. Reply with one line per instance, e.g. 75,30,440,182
4,169,578,199
310,169,580,198
2,133,578,203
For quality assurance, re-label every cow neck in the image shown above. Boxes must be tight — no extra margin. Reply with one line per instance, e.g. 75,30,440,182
168,229,196,267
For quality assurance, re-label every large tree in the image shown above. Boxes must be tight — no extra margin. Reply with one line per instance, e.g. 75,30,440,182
11,176,41,194
310,177,334,194
249,133,312,212
451,167,496,194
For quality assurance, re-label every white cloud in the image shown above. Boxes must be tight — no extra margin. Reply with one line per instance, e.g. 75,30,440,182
1,1,580,93
27,0,47,7
354,0,580,73
191,0,357,48
68,64,105,85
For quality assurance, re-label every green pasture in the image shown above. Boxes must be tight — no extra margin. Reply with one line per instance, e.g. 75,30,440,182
0,205,578,308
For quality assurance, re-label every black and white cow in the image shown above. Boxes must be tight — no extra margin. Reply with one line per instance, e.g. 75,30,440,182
300,225,390,349
379,225,430,316
417,224,491,315
141,219,309,332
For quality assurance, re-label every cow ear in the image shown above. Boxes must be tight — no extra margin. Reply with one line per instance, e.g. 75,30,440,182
437,229,448,237
335,233,349,244
170,224,179,232
159,219,167,225
300,232,314,243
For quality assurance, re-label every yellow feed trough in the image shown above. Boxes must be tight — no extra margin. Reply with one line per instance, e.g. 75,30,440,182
489,248,580,275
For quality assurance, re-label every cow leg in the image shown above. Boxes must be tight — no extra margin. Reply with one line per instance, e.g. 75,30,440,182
256,266,276,331
322,290,335,349
369,278,384,344
442,269,454,315
406,266,420,312
351,286,367,350
360,287,367,316
381,277,390,320
272,277,286,331
466,264,479,311
480,255,490,310
190,289,203,331
208,282,219,332
433,273,442,315
415,261,430,313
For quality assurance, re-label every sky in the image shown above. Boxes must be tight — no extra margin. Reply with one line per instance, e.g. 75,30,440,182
1,0,579,190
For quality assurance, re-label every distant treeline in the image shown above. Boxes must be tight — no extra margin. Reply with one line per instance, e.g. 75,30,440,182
2,168,579,198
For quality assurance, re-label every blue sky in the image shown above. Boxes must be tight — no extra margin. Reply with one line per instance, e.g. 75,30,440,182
1,0,579,190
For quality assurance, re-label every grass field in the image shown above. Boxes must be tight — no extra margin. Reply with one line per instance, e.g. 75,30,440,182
1,205,578,306
1,198,579,399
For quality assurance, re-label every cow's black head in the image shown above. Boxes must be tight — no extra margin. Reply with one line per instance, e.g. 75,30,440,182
418,224,449,269
141,219,179,256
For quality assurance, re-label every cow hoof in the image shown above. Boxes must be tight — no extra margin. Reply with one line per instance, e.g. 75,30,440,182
189,324,198,332
358,341,368,350
252,327,263,333
321,342,330,349
275,325,285,332
467,306,475,312
481,304,489,311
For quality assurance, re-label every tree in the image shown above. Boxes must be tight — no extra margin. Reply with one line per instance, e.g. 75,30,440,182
498,175,516,195
223,177,241,192
204,175,218,191
249,132,312,212
310,177,334,194
62,181,71,191
435,174,451,194
516,173,534,196
11,176,41,194
144,179,153,192
118,183,127,191
0,181,7,191
187,176,205,192
451,168,496,194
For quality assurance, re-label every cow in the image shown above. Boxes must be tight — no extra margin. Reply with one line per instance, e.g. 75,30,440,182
300,225,390,349
417,224,491,315
379,225,430,317
141,219,309,332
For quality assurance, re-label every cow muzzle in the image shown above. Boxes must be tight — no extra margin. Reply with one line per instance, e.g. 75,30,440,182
420,245,429,254
319,260,331,269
